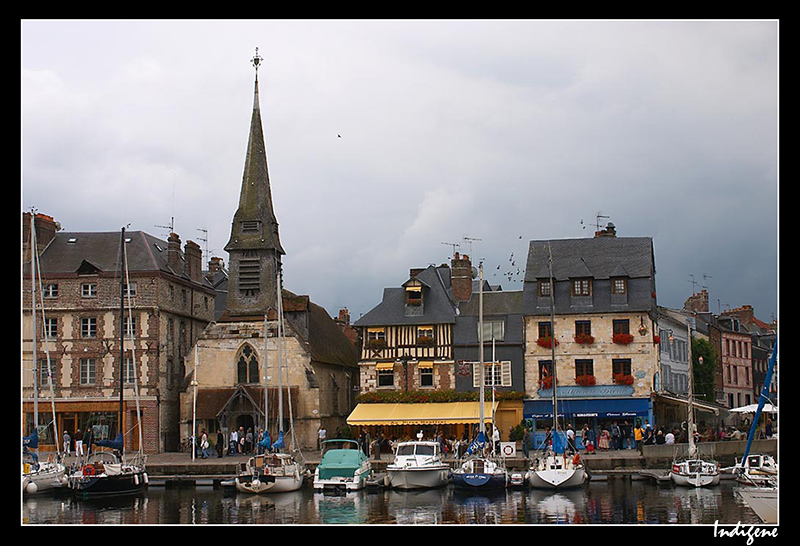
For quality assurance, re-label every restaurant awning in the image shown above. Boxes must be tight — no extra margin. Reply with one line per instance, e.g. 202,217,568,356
346,401,498,426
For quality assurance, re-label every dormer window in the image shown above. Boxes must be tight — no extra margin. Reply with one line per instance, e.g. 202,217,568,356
406,286,422,306
571,278,592,297
611,277,627,294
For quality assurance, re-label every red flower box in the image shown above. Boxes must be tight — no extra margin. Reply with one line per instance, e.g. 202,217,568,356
539,376,553,390
574,333,595,345
612,333,634,345
575,374,596,387
536,336,558,349
613,373,634,385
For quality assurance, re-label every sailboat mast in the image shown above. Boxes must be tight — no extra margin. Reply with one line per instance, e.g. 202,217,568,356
118,228,126,446
478,261,485,439
547,243,558,433
686,316,695,455
30,211,38,434
277,270,284,436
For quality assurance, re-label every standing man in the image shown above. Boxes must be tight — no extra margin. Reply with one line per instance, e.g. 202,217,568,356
74,428,84,457
318,425,327,450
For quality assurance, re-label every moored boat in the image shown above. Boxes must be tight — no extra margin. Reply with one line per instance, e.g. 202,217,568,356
235,451,304,494
313,439,371,492
386,441,450,490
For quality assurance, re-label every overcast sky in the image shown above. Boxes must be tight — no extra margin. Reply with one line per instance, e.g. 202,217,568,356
21,20,779,325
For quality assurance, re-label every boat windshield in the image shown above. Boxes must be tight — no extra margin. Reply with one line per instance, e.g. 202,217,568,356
397,444,435,456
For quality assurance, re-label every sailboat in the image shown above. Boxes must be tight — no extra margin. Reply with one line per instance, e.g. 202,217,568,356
23,210,67,495
669,316,719,487
451,261,509,491
68,227,148,498
734,339,778,524
528,243,587,489
235,271,304,493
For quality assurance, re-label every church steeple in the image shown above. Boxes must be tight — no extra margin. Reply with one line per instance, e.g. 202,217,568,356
224,49,285,317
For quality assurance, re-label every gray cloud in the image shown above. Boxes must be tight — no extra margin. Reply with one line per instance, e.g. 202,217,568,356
22,19,778,324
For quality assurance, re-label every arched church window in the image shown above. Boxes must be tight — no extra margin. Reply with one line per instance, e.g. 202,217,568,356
236,343,260,384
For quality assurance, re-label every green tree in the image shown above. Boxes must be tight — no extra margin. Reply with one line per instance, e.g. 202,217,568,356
692,337,717,402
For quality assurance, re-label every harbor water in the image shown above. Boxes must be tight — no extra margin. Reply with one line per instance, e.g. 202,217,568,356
22,479,765,525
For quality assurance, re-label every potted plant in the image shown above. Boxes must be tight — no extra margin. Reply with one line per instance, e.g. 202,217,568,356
574,333,595,345
575,374,596,387
539,375,553,390
416,335,434,346
612,333,634,345
366,338,386,351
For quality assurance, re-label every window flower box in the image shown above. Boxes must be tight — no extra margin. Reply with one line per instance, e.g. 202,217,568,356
613,373,634,385
536,336,558,349
575,374,596,387
574,333,595,345
538,376,553,390
416,335,434,347
367,339,386,351
612,333,634,345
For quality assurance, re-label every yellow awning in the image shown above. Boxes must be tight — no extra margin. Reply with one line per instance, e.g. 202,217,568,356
346,402,498,426
375,362,395,370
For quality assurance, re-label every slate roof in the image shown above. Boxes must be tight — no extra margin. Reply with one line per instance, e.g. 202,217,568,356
34,230,213,289
354,265,458,327
522,236,656,316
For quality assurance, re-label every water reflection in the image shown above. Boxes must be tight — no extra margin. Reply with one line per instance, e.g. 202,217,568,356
22,481,765,525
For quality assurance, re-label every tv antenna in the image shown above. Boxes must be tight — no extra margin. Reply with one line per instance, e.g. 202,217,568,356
580,211,610,232
155,216,175,237
197,228,211,264
463,236,481,257
441,241,461,256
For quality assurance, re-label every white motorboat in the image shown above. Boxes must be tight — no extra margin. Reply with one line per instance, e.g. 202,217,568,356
737,484,778,524
529,450,587,489
386,441,450,490
235,452,304,494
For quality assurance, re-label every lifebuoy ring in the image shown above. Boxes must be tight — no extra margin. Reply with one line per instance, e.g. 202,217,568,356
82,464,96,476
502,444,514,456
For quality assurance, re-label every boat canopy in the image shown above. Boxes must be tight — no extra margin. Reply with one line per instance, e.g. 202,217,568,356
317,447,367,480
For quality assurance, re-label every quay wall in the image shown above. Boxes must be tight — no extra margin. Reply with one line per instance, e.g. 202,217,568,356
641,438,777,468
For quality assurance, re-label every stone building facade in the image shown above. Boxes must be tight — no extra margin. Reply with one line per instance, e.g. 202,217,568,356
22,211,216,453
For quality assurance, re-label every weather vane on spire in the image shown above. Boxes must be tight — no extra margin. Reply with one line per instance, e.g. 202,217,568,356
251,47,263,74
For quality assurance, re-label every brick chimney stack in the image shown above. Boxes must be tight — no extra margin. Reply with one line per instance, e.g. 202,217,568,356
451,252,473,303
23,211,59,261
594,222,617,238
684,289,709,314
184,240,203,283
167,232,182,273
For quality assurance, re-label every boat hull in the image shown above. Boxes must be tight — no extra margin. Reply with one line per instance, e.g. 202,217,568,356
235,474,303,494
669,471,720,487
70,470,148,498
451,470,508,490
312,473,369,491
529,467,586,489
23,462,68,495
386,466,450,490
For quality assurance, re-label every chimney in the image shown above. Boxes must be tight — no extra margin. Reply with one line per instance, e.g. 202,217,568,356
684,289,709,314
184,240,203,283
451,252,473,303
337,308,351,326
207,256,224,273
23,211,59,261
594,222,617,238
722,305,756,327
167,232,182,273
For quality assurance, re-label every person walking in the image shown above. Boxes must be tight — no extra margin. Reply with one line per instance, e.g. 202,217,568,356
229,428,238,456
200,429,210,458
216,430,224,458
318,425,327,450
74,428,84,457
63,430,71,456
566,424,576,453
611,421,621,450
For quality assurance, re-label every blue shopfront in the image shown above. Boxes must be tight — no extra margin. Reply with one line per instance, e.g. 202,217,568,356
524,393,652,451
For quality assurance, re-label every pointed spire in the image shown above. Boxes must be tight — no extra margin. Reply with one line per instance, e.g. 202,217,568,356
225,48,284,255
